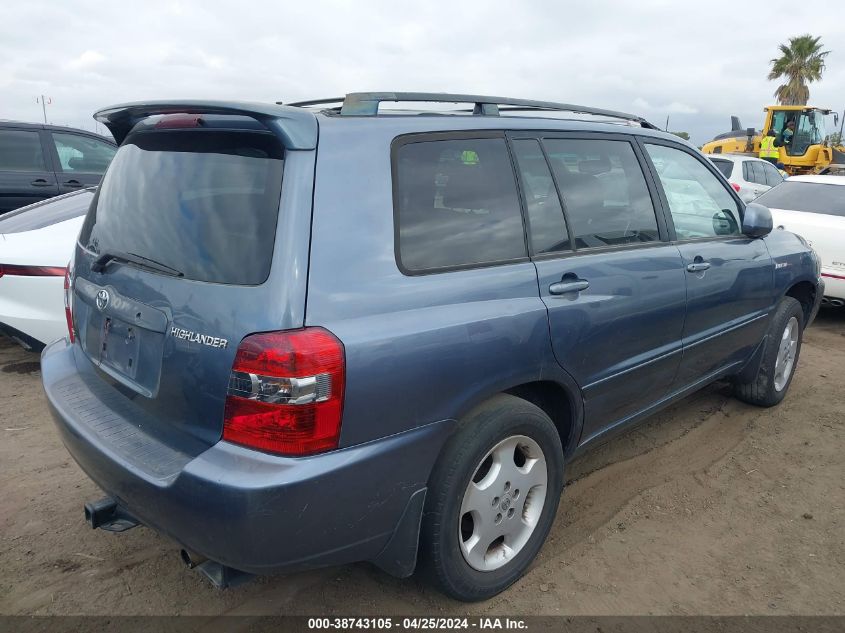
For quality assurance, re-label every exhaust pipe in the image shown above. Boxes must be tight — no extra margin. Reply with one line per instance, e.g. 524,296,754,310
84,497,139,532
180,549,208,570
179,549,253,589
821,297,830,305
830,298,844,308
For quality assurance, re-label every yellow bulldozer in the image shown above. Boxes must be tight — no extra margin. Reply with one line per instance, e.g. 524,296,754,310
702,105,845,175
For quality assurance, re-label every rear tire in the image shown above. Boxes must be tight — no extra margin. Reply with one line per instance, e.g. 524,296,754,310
419,394,563,601
734,296,804,407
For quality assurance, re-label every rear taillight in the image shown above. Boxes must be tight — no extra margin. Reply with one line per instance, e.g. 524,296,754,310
63,262,74,343
0,264,66,277
730,182,741,193
223,327,345,456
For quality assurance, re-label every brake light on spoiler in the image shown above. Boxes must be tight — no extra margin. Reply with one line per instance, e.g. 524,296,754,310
223,328,345,456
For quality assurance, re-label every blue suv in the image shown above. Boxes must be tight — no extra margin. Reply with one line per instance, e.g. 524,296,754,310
41,93,824,601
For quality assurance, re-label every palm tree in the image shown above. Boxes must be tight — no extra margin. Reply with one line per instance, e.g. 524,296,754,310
768,35,829,105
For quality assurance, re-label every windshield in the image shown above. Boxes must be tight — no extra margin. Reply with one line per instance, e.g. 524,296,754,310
79,130,284,285
791,111,828,155
772,109,831,156
756,181,845,217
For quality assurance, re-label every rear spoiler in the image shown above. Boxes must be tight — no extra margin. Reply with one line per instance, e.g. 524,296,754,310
93,100,318,149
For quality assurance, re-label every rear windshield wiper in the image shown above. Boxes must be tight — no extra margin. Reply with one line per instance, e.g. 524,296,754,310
90,250,184,277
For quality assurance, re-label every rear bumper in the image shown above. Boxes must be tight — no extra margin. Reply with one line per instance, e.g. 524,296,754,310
820,272,843,302
41,338,453,576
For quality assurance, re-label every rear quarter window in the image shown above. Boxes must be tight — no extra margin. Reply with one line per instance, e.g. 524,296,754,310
710,158,733,179
393,137,526,272
79,130,284,285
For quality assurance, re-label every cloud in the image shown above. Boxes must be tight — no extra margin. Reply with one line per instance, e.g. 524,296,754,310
632,98,698,115
1,0,842,144
64,50,106,71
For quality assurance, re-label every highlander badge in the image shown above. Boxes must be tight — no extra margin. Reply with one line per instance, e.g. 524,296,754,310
170,326,228,349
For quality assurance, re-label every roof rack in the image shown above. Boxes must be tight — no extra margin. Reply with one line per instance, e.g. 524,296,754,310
283,92,658,129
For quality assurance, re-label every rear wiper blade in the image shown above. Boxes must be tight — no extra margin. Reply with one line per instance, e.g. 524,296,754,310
90,250,184,277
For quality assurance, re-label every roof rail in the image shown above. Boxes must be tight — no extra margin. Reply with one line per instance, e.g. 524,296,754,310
285,92,657,129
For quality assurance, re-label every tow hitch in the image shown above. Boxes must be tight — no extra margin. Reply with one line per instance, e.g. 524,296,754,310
84,497,139,532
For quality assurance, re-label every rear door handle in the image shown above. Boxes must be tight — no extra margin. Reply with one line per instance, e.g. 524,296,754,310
549,279,590,295
63,179,83,188
686,261,711,272
30,178,52,187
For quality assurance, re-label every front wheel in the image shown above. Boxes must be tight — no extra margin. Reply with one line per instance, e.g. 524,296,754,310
734,296,804,407
419,394,564,601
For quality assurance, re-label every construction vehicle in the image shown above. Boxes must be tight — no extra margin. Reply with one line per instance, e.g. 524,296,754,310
702,105,845,175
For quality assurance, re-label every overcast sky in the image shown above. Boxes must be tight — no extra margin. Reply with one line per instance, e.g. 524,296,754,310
2,1,844,144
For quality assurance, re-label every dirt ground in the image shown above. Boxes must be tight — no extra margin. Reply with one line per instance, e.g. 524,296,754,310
0,309,843,616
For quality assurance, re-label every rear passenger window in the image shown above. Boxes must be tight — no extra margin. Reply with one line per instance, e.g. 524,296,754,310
0,130,47,172
511,140,570,254
760,162,783,187
394,138,526,272
543,139,659,248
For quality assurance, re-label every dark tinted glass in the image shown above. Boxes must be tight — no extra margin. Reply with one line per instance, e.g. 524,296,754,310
0,190,91,233
511,140,570,254
51,132,116,174
80,130,284,285
755,181,845,216
710,158,733,178
750,161,766,185
395,138,526,271
760,162,784,187
0,130,46,171
544,138,659,248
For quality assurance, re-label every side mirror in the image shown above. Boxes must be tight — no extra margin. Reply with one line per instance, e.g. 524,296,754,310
742,202,773,238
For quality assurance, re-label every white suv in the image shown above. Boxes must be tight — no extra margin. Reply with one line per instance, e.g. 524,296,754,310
708,154,784,203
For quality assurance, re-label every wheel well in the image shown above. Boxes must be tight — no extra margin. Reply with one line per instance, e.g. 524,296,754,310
785,281,816,324
504,381,576,454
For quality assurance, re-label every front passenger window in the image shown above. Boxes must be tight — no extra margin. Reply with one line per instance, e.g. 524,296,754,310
51,132,116,174
645,144,741,240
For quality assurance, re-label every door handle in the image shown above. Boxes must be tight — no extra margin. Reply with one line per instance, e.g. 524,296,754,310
63,179,83,188
549,278,590,295
30,179,52,187
686,261,711,272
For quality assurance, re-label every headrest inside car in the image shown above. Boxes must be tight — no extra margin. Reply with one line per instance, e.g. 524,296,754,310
578,157,611,176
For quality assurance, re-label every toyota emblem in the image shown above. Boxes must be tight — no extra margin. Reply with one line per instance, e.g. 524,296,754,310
96,289,110,311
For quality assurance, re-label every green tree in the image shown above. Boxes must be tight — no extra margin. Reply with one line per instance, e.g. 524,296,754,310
671,131,690,141
768,35,829,105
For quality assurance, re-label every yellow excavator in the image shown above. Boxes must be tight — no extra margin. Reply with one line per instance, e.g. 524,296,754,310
702,105,845,175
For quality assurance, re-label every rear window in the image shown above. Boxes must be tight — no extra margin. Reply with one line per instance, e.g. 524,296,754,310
80,130,284,285
710,158,733,179
394,137,526,272
755,181,845,217
0,190,91,233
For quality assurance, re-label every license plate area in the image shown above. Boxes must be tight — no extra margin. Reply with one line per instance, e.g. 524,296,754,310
75,279,168,398
98,316,141,380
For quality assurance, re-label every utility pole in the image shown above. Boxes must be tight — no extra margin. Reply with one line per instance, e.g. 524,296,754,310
37,95,52,123
665,114,670,132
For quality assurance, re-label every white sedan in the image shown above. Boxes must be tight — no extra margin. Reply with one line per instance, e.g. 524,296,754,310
755,175,845,306
0,190,92,350
707,154,785,203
